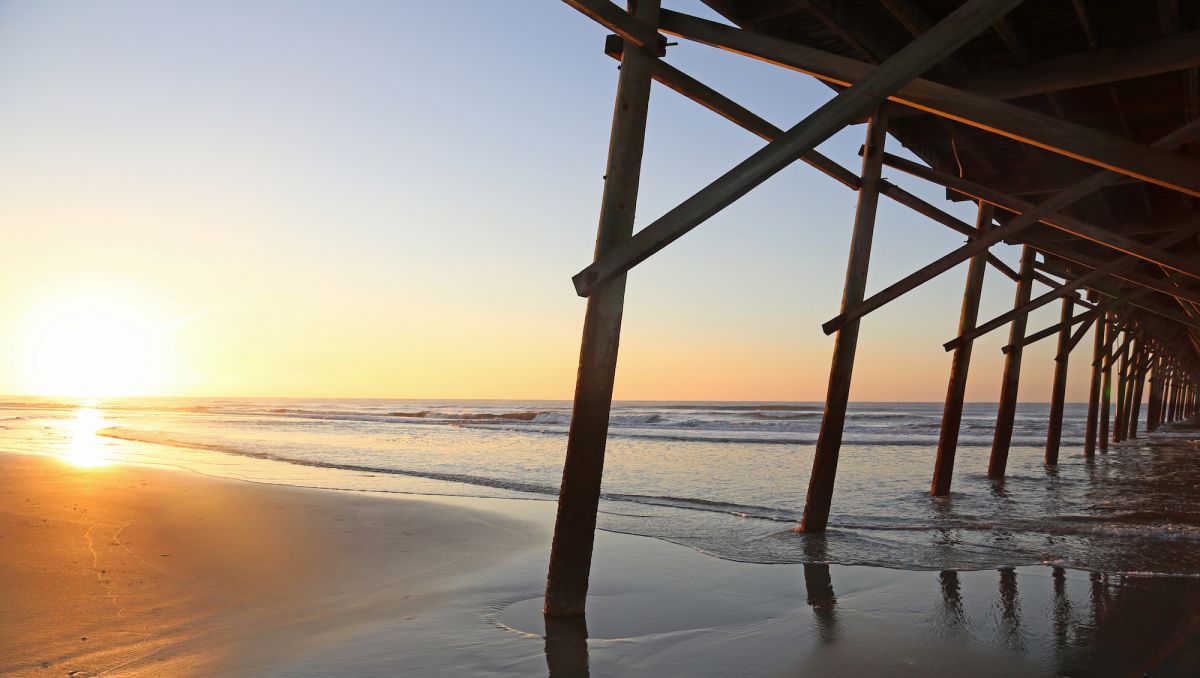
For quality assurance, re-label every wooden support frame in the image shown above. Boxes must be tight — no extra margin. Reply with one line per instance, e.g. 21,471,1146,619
562,0,666,55
1084,317,1104,457
545,0,662,618
989,245,1035,478
1099,316,1114,451
932,202,993,496
800,109,890,534
572,0,1027,298
656,9,1200,197
1045,297,1074,465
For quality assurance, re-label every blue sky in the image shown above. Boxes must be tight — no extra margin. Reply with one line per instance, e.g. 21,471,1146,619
0,1,1094,401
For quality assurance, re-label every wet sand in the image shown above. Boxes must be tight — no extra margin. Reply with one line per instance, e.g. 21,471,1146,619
4,450,1200,676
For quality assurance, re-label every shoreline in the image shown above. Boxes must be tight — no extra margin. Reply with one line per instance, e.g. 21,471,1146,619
4,449,1200,676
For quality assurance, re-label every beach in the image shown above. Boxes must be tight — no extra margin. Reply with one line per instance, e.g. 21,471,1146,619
5,446,1200,676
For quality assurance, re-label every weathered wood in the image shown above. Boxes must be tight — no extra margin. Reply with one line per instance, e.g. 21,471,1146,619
562,0,666,55
822,119,1200,336
1128,347,1148,438
1084,317,1104,457
1146,355,1163,431
1113,334,1132,442
658,9,1200,197
965,30,1200,100
1045,297,1074,465
989,245,1036,478
932,202,993,496
545,0,661,618
572,0,1027,297
1099,317,1114,451
800,110,890,534
945,224,1200,351
602,40,862,191
878,143,1200,283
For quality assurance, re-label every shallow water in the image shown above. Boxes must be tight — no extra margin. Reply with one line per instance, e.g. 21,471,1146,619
2,397,1197,575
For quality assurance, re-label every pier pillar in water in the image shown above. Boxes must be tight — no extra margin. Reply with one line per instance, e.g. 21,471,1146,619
1083,316,1105,457
989,245,1036,477
545,0,661,618
931,201,992,495
1113,331,1131,442
1128,346,1147,438
800,110,888,534
1045,297,1073,465
1146,355,1162,431
1099,318,1115,450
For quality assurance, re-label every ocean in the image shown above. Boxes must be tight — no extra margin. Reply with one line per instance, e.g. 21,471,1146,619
2,397,1197,576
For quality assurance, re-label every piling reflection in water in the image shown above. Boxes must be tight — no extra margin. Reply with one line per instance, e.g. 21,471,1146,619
544,614,589,678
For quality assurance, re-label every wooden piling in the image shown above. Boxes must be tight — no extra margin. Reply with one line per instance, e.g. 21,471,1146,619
1128,347,1147,438
931,201,993,496
1083,316,1104,457
989,245,1036,478
1099,317,1113,451
545,0,661,617
1045,297,1073,465
1113,332,1131,442
800,110,889,534
1146,355,1162,431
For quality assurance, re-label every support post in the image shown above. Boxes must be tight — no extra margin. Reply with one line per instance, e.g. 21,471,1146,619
545,0,661,617
932,201,993,495
1128,348,1147,438
1147,354,1162,431
1113,334,1132,442
1045,297,1073,465
1083,316,1104,457
1099,317,1113,451
989,244,1036,477
799,110,889,534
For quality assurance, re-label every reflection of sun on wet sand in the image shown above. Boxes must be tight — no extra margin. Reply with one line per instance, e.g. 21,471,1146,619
5,446,1200,676
0,453,539,677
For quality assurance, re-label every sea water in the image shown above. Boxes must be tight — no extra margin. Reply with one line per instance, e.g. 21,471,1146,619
2,397,1197,575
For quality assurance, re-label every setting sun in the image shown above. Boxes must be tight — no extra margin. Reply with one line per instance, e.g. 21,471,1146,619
14,288,175,398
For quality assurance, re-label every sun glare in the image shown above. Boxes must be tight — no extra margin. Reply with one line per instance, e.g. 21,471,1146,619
63,406,111,468
17,288,175,398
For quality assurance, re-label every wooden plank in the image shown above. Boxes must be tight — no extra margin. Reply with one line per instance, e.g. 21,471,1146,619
988,245,1035,478
944,224,1200,352
658,9,1200,197
800,110,890,534
966,30,1200,100
562,0,666,55
1084,316,1104,456
879,143,1200,282
545,0,661,618
932,202,992,496
571,0,1027,297
1045,297,1074,465
602,38,862,190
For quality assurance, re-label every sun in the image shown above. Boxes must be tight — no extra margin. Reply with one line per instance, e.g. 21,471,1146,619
17,287,176,398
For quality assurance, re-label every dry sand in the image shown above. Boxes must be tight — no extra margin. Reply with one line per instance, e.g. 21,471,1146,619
0,453,540,676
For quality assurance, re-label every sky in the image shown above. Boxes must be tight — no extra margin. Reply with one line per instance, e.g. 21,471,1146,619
0,1,1099,401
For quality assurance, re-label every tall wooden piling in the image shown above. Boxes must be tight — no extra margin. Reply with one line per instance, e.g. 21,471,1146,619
1045,297,1073,465
1128,348,1146,438
545,0,661,617
1083,317,1105,457
1099,318,1113,451
1146,355,1162,431
989,245,1036,477
1113,332,1130,442
800,110,889,534
1169,372,1179,421
931,201,993,496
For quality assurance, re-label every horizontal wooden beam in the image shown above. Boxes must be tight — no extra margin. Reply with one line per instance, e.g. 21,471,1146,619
602,36,861,190
966,30,1200,100
571,0,1026,297
659,9,1200,198
879,144,1200,280
563,0,666,55
947,222,1200,351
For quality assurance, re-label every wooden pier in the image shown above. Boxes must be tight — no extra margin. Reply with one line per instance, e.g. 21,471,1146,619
548,0,1200,616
